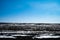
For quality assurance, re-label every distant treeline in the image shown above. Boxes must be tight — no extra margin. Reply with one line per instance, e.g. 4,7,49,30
0,23,60,31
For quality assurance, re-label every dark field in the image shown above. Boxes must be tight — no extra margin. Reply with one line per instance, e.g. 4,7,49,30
0,37,60,40
0,23,60,40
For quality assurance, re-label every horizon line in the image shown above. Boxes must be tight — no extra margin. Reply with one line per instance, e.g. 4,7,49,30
0,22,60,24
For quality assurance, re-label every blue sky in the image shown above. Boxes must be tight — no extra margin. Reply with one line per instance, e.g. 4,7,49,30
0,0,60,23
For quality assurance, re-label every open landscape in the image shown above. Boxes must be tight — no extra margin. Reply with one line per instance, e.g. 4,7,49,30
1,0,60,40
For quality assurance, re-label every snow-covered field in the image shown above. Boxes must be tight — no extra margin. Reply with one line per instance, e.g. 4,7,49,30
0,31,60,40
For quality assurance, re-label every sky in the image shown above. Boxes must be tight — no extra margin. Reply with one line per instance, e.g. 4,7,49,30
0,0,60,23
